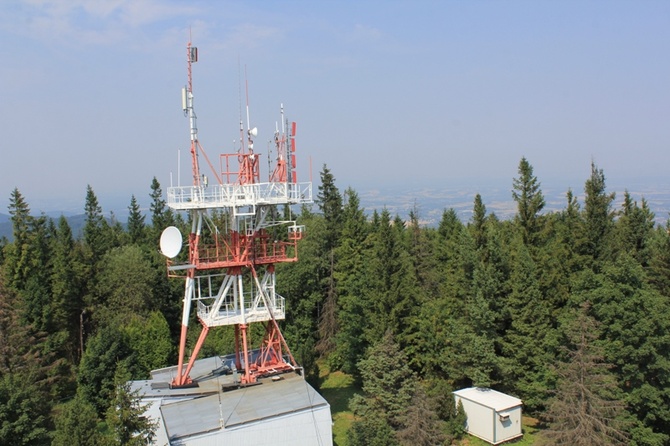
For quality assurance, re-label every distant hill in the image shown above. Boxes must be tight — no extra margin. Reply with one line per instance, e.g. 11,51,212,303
0,213,9,240
0,213,88,242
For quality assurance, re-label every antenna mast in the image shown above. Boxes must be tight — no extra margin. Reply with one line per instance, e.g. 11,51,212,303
164,42,313,388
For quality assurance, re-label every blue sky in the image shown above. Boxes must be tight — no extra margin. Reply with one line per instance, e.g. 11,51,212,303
1,0,669,214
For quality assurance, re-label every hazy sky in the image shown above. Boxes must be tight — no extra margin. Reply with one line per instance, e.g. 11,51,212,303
1,0,669,214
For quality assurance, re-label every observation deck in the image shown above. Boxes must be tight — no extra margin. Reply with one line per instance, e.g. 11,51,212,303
167,181,312,213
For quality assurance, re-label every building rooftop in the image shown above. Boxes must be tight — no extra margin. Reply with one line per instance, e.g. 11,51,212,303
131,354,331,444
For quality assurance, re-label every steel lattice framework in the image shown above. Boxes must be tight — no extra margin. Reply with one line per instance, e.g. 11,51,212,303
165,42,312,387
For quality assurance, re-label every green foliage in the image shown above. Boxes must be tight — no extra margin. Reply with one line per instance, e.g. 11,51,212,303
126,195,146,245
77,324,138,416
543,303,630,445
0,373,51,445
83,185,112,263
614,191,655,266
3,161,670,444
574,256,670,442
317,164,343,250
52,395,106,446
396,385,446,446
122,312,173,378
351,332,416,429
501,241,556,411
471,193,487,250
94,245,157,324
105,365,157,445
512,157,546,246
0,281,54,446
583,161,616,263
348,416,398,446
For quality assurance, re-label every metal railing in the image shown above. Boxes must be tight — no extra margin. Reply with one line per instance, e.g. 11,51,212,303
167,181,312,211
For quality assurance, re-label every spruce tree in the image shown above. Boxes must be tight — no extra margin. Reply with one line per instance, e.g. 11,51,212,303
396,385,446,446
83,185,111,264
471,193,487,250
332,188,370,373
648,220,670,296
127,194,146,245
105,365,157,445
316,164,343,252
512,157,545,246
349,331,416,444
149,176,174,241
4,188,31,289
501,241,555,411
583,161,615,263
543,303,629,445
52,395,105,446
614,191,655,266
0,281,54,445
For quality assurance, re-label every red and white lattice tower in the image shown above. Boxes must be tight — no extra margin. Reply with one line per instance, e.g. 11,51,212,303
162,42,312,387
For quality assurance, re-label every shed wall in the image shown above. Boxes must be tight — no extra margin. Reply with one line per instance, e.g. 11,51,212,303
494,406,522,443
455,396,494,443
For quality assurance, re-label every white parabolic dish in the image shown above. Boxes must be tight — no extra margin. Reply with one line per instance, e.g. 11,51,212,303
160,226,183,258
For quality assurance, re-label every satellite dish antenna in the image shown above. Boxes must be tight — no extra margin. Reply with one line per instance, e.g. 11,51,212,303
249,127,258,137
160,226,183,258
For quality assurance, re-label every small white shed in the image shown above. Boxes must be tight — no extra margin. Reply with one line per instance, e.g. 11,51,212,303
453,387,523,445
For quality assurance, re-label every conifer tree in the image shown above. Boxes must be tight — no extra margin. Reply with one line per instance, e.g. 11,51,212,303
471,193,487,250
49,215,85,372
105,365,157,445
349,331,416,445
364,209,417,346
83,185,112,264
614,191,655,266
512,157,545,246
149,177,174,241
332,188,370,373
18,214,54,331
396,385,446,446
127,194,146,245
571,255,670,443
307,165,344,356
77,324,138,416
543,303,629,445
0,281,54,445
648,220,670,296
501,241,555,411
52,395,105,446
583,161,615,263
316,164,343,253
4,188,31,289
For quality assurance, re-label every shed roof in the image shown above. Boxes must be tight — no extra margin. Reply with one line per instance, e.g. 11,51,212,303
453,387,522,412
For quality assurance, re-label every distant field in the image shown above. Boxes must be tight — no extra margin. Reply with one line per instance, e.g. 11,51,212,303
357,182,670,227
3,179,669,241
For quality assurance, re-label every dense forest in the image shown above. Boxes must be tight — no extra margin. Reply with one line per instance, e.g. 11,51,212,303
1,158,670,445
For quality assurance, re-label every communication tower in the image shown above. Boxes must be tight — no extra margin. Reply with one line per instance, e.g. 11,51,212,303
161,41,312,387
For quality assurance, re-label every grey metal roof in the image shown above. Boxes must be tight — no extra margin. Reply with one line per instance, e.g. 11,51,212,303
131,355,330,443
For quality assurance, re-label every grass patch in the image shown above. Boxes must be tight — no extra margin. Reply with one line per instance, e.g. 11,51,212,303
457,416,541,445
319,363,361,446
